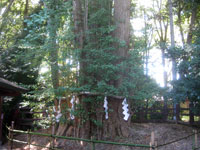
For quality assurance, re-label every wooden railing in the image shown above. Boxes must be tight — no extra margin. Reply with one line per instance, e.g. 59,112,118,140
18,107,47,129
132,106,200,125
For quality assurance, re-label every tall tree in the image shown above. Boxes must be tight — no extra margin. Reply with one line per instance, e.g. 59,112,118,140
44,0,60,91
186,4,197,44
153,0,169,120
72,0,133,138
168,0,178,121
113,0,131,87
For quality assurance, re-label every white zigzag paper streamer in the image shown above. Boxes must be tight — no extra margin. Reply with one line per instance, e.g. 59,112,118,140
103,96,108,119
122,98,130,121
56,97,62,123
70,96,75,120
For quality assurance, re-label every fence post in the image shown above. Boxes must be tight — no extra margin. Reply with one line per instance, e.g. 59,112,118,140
150,131,155,150
195,130,198,149
8,126,11,150
91,136,95,150
11,121,14,150
9,121,14,150
155,141,158,150
27,129,31,150
51,124,55,149
189,102,194,124
194,130,198,150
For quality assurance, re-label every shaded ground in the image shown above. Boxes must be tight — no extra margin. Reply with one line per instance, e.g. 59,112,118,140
4,123,198,150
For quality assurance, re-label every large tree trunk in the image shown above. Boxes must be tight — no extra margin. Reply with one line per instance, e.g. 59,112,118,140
113,0,131,87
70,0,132,139
77,94,131,139
109,0,131,137
46,1,60,91
105,97,131,138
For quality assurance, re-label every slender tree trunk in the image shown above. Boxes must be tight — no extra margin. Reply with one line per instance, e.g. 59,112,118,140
23,0,29,27
144,10,149,76
168,0,176,80
187,6,197,44
177,6,185,46
161,47,167,87
48,4,59,90
168,0,180,121
1,0,15,19
161,44,168,120
44,0,60,91
0,0,15,32
153,0,169,120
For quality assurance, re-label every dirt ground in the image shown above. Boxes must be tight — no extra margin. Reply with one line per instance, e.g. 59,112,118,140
4,123,198,150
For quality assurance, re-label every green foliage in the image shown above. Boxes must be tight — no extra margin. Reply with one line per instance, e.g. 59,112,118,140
0,0,162,129
169,41,200,104
0,0,43,127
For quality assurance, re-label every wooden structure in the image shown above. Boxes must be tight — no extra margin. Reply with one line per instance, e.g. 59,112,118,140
132,104,200,126
18,107,47,130
0,77,27,144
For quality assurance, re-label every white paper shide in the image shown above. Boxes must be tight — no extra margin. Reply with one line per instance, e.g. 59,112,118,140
103,96,108,119
122,98,130,121
55,97,62,123
70,95,75,120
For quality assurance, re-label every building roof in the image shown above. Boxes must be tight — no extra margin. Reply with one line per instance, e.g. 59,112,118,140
0,77,28,96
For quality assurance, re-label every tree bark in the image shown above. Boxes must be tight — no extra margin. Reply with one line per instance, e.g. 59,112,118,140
0,0,15,32
73,0,84,49
47,1,60,90
168,0,176,81
169,0,180,122
113,0,131,87
1,0,15,19
153,0,169,120
177,3,185,46
71,0,132,139
187,6,197,44
23,0,29,27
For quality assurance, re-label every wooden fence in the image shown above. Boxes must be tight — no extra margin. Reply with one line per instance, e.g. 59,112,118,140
18,107,47,130
7,121,200,150
132,105,200,125
7,121,153,150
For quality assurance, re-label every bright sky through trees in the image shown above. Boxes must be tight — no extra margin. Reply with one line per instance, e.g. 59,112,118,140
31,0,40,5
132,0,166,87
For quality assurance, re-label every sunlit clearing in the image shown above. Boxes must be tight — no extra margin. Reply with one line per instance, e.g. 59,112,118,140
137,0,153,8
24,142,37,150
80,141,83,146
0,8,5,16
148,48,172,87
31,0,40,5
40,66,49,74
42,142,51,150
131,18,144,37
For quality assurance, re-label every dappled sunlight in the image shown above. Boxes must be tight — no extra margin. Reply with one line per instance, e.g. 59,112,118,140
23,141,38,150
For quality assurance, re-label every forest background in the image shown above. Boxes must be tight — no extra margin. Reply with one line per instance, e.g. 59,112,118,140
0,0,200,139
